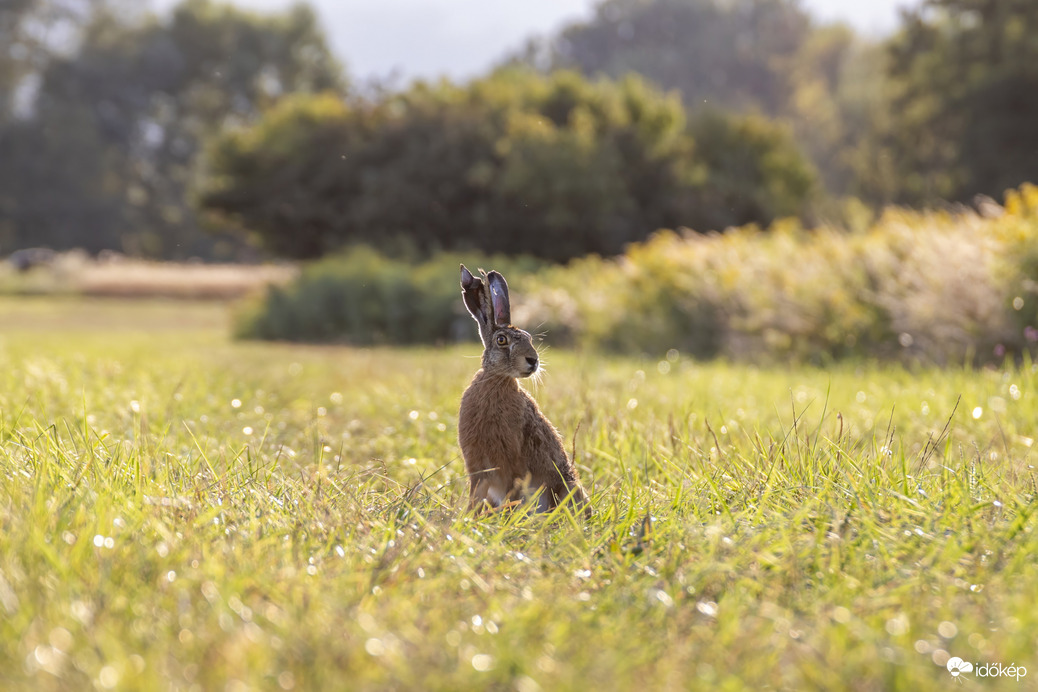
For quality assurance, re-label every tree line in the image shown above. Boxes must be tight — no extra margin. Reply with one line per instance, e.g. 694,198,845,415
0,0,343,260
1,0,1036,262
529,0,1038,208
199,72,812,261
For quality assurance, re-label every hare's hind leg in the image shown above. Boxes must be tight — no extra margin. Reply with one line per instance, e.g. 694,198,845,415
469,476,494,513
468,472,511,513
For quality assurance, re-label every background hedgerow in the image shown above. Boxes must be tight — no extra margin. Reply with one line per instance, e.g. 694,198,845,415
525,183,1038,363
233,247,543,344
198,71,815,262
238,185,1038,366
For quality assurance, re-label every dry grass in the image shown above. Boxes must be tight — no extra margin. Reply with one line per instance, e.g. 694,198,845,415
0,252,297,300
74,259,296,300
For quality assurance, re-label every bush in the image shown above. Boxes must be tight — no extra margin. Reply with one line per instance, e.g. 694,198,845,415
238,185,1038,366
521,185,1038,364
199,69,815,262
234,247,542,344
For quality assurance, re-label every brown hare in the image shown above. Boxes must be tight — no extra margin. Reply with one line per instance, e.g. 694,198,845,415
457,265,590,516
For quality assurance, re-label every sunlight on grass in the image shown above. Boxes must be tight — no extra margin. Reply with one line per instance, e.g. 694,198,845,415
0,299,1035,690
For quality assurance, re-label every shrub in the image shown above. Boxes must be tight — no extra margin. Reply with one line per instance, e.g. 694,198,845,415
522,185,1038,365
199,70,815,262
995,183,1038,350
234,247,542,344
238,185,1038,366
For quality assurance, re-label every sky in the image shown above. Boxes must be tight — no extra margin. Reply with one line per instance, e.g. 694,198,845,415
154,0,919,82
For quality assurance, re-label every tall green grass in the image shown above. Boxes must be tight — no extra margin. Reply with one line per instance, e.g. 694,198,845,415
0,298,1036,690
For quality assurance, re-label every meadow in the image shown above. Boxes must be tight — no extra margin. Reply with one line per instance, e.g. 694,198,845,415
1,297,1036,691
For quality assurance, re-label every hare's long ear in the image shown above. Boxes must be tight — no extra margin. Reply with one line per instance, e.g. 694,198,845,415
461,265,490,346
486,271,511,327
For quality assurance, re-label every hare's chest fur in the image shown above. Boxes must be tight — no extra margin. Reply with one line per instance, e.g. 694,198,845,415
457,372,564,474
458,373,530,459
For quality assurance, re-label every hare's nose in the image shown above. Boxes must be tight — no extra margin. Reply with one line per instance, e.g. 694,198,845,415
526,356,538,369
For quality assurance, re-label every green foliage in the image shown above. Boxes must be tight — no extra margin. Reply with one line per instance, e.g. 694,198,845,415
242,186,1038,365
521,0,1038,210
998,184,1038,340
0,104,124,254
0,0,40,119
2,299,1038,689
516,0,883,205
0,0,345,259
881,0,1038,204
687,110,817,229
782,26,893,206
234,246,543,344
7,0,1038,262
522,185,1038,364
199,69,815,262
533,0,811,115
0,1,117,253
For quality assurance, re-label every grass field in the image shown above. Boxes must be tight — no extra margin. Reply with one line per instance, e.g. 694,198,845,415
1,297,1036,691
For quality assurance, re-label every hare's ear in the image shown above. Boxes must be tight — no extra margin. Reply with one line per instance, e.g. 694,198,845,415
486,271,511,327
461,265,490,345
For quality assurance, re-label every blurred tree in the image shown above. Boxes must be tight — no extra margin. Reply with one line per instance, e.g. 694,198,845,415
0,0,93,119
198,69,815,261
519,0,811,116
687,109,816,230
883,0,1038,203
0,0,34,121
782,25,888,203
510,0,883,205
0,0,112,251
0,0,345,258
0,102,124,254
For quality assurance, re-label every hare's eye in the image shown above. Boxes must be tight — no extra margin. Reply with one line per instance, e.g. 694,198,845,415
495,334,508,346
